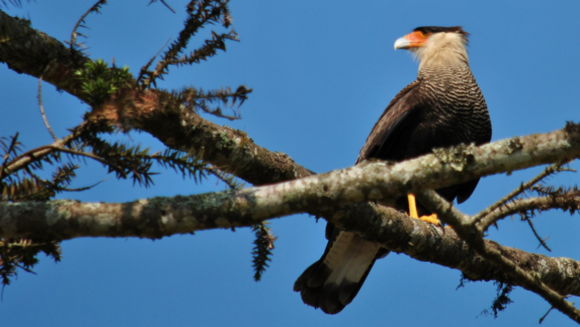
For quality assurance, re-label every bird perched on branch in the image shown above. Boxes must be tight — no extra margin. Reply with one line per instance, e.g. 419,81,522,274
294,26,492,314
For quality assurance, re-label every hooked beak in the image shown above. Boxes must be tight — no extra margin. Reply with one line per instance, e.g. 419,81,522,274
394,31,429,50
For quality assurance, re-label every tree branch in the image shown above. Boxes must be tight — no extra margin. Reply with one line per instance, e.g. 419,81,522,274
2,182,580,301
479,195,580,230
472,161,569,230
4,9,580,321
416,189,580,323
8,123,576,240
1,127,580,299
38,59,58,141
0,9,311,186
1,131,80,177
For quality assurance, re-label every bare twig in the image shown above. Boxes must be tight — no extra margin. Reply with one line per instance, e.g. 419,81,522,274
1,130,80,177
137,38,171,87
60,179,106,193
524,216,551,252
38,59,58,141
205,164,244,189
69,0,108,51
472,162,567,229
479,195,580,231
540,306,555,324
148,0,176,13
416,189,580,324
141,0,232,88
52,146,123,174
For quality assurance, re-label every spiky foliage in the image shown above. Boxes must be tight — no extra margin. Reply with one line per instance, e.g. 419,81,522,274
137,0,252,120
0,239,61,288
148,0,176,13
251,222,277,282
0,134,77,202
139,0,237,88
75,59,132,106
176,85,251,120
68,128,241,188
0,0,26,9
0,0,258,289
0,133,22,181
0,123,243,286
0,135,67,286
69,0,108,55
2,163,81,202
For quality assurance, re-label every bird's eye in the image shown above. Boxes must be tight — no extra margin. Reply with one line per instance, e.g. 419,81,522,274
421,30,431,37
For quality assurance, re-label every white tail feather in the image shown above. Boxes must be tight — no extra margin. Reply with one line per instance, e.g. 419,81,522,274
324,232,379,287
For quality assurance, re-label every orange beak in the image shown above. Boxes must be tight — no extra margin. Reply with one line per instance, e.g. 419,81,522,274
394,31,430,50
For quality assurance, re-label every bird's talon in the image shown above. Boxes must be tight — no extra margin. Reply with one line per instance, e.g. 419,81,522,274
418,213,441,226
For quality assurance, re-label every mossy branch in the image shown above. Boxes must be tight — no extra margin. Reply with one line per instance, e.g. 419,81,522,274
0,126,579,298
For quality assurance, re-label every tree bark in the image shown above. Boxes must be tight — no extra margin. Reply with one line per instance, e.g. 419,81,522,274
3,8,580,317
1,127,580,298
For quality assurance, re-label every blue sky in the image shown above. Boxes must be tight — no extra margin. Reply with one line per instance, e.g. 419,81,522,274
1,1,580,326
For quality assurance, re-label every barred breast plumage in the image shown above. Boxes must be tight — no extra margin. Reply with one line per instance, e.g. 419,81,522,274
294,26,492,315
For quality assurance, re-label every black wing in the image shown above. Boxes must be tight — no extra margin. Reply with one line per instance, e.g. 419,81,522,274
356,79,423,164
293,80,423,314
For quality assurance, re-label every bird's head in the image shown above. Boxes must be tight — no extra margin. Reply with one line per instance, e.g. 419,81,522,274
394,26,470,67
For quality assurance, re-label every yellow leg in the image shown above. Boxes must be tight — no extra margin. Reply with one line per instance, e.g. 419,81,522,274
407,193,441,226
407,193,419,218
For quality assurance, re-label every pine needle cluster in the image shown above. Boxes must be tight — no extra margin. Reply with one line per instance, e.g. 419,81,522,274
0,0,266,286
252,222,277,282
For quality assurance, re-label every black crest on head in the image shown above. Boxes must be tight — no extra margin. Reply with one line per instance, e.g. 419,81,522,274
413,26,469,43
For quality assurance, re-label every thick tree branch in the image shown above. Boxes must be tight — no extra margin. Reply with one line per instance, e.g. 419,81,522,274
0,9,311,186
4,124,578,239
4,9,580,320
2,193,580,300
0,11,90,96
416,189,580,323
1,127,580,299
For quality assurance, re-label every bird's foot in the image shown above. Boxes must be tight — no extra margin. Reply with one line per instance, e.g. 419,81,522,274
407,193,445,227
417,213,444,227
418,213,451,229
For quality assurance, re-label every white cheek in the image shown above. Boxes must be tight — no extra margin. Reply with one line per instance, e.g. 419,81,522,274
411,47,424,61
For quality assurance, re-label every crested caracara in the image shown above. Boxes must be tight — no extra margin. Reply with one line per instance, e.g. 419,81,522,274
294,26,492,314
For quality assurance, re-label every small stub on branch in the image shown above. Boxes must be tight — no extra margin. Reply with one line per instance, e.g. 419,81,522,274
564,121,580,147
504,136,523,154
432,143,476,172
